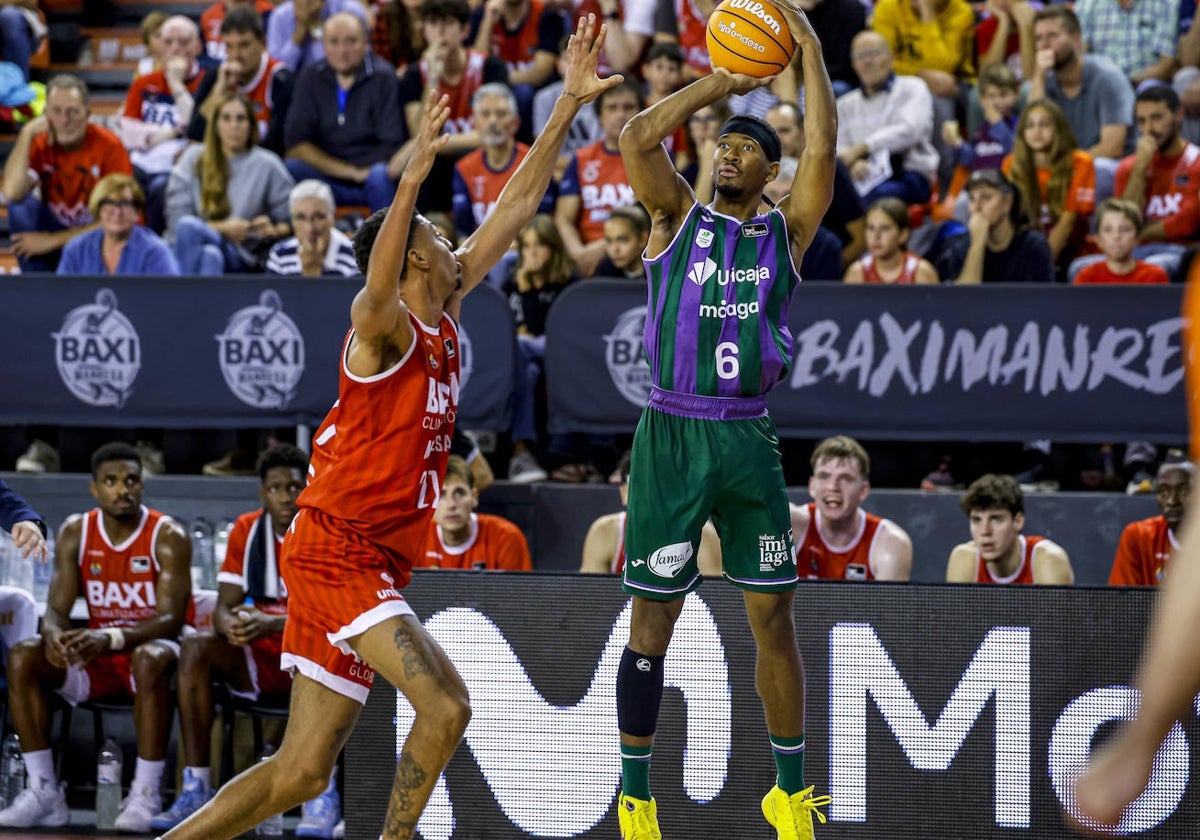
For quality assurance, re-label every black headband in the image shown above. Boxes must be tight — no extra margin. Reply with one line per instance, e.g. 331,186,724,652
718,115,782,163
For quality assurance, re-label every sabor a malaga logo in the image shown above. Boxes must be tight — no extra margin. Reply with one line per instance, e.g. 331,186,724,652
604,306,652,407
216,290,305,409
52,288,141,408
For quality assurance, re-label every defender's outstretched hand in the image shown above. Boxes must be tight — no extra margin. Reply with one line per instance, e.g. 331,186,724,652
404,91,451,183
560,14,624,106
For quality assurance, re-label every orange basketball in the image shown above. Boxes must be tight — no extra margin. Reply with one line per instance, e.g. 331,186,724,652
706,0,795,78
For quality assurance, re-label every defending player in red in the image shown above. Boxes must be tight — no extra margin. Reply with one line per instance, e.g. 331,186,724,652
945,473,1074,584
791,436,913,581
0,443,192,832
160,16,621,840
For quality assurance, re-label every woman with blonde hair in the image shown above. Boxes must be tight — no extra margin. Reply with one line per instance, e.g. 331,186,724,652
57,174,179,275
1002,99,1095,273
165,92,293,274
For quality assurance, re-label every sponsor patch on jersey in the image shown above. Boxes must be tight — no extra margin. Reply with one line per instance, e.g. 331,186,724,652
741,222,769,238
845,563,868,582
428,353,439,370
130,555,151,574
695,228,714,249
443,337,456,358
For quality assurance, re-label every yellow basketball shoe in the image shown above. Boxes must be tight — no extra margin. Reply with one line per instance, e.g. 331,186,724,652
761,784,831,840
617,793,662,840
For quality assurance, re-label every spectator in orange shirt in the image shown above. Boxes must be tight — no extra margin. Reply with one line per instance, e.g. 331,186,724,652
1002,98,1096,276
3,74,133,272
1114,84,1200,276
1073,198,1170,284
418,455,532,570
1109,456,1193,586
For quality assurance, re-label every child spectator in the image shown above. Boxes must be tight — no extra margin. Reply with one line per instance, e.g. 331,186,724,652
167,93,294,274
266,179,361,276
1073,198,1170,284
1003,98,1096,273
641,43,686,159
57,175,180,276
844,197,940,284
136,12,169,77
939,64,1020,221
595,204,649,279
505,214,576,483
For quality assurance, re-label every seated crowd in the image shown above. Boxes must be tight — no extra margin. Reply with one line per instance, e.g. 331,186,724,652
3,0,1195,482
0,433,1184,832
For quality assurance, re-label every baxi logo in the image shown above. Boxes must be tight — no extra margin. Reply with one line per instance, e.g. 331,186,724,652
53,288,141,408
216,290,306,409
396,595,731,839
689,257,717,287
604,306,652,407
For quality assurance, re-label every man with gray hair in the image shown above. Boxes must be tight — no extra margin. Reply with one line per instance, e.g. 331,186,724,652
120,14,208,232
451,82,554,238
266,179,360,275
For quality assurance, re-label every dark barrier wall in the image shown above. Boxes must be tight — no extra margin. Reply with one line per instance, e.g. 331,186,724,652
347,574,1196,839
0,276,515,431
3,474,1160,585
546,281,1188,442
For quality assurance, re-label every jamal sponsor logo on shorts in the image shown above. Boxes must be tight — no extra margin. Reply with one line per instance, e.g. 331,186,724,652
647,541,693,578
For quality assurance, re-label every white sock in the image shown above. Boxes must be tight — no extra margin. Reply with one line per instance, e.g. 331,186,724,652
186,766,211,789
134,757,166,790
23,749,55,787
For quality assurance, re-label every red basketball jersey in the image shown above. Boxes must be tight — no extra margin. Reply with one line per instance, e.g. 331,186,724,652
419,50,489,135
975,534,1045,584
1114,143,1200,245
859,252,921,284
218,509,288,614
417,513,532,570
674,0,711,75
237,55,286,141
797,503,883,581
1109,515,1175,587
455,143,531,229
483,0,549,73
298,314,462,573
563,141,636,244
79,506,172,629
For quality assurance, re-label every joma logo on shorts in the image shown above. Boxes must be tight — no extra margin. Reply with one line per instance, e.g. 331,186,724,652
648,542,693,578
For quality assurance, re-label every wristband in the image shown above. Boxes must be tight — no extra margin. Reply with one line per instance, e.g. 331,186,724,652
103,627,126,651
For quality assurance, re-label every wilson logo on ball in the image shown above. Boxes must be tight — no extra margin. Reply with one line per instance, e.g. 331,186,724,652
706,0,796,78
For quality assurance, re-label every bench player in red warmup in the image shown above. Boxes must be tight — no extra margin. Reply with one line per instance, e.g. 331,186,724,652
159,15,621,840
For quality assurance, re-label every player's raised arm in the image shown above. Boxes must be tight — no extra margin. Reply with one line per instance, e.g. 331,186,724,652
349,92,450,343
775,4,836,265
620,70,760,246
454,14,622,299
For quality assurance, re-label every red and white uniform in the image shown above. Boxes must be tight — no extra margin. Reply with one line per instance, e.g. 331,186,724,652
419,50,489,135
282,314,461,703
1115,143,1200,245
235,53,287,141
121,67,207,173
59,506,177,705
418,513,532,571
28,124,131,228
455,143,531,229
673,0,711,75
797,503,886,581
858,252,922,285
218,509,292,697
560,140,635,244
1109,515,1175,587
975,534,1045,585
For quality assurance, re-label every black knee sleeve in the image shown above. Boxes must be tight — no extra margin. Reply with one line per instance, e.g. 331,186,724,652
616,647,665,737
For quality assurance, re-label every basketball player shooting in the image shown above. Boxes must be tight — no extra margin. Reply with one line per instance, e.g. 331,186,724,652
613,3,836,839
156,16,621,840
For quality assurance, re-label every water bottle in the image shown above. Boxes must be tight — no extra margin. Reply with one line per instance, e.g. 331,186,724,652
190,519,214,590
0,733,25,808
213,519,234,581
0,531,13,589
254,745,283,836
96,737,122,830
31,533,53,602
